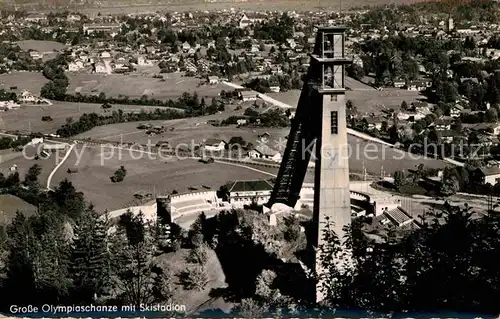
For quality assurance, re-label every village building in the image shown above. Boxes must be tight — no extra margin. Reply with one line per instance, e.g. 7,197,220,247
406,81,427,91
207,76,219,85
239,90,258,102
450,104,464,117
475,167,500,185
202,138,226,152
19,90,37,104
248,144,281,162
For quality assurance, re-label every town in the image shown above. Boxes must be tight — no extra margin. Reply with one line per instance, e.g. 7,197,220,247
1,1,500,317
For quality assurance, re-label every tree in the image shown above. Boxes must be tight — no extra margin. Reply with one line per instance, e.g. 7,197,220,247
228,136,246,149
440,175,460,197
24,164,42,185
178,265,208,291
393,170,408,191
255,269,279,299
317,217,354,306
110,213,157,307
188,213,206,247
4,211,72,307
401,100,408,111
111,166,127,183
236,298,268,318
185,244,209,265
283,216,301,242
70,207,112,303
485,108,498,123
152,265,174,302
50,179,85,219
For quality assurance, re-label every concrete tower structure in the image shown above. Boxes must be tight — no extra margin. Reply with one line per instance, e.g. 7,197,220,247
267,26,352,303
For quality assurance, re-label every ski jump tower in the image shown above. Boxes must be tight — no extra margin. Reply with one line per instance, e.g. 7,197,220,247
267,26,353,302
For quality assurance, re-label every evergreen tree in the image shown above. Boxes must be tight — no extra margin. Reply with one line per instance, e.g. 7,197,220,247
111,213,157,307
50,179,85,219
70,207,111,303
4,211,71,307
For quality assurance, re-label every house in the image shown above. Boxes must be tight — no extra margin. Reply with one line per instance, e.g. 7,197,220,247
393,79,405,88
248,144,281,162
29,51,43,60
286,38,297,49
239,14,253,29
433,119,452,131
0,101,20,110
258,132,271,143
439,130,461,144
240,90,258,102
224,179,274,208
236,119,247,126
450,104,464,117
207,76,219,85
475,167,500,185
365,117,384,130
203,138,226,152
68,61,84,72
406,81,427,91
411,101,430,113
67,14,81,22
182,42,191,52
383,207,414,227
95,63,107,73
19,90,37,104
137,56,152,66
25,13,47,22
269,86,280,93
101,51,111,58
468,122,500,135
83,23,121,34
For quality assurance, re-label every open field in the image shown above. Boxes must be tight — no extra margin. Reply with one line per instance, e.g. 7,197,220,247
0,146,58,186
268,87,426,115
28,0,422,15
0,194,37,225
0,101,185,133
50,145,279,213
0,71,49,95
75,114,449,177
66,73,228,100
16,40,67,53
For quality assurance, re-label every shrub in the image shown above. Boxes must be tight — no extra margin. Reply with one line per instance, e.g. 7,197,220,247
111,166,127,183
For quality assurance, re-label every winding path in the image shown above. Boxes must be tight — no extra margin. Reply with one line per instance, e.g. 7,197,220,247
46,142,76,190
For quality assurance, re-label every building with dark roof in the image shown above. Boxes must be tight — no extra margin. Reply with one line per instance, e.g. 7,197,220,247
383,207,413,227
476,166,500,185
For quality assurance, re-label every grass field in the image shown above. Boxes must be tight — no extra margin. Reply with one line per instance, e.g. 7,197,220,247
0,100,185,133
0,71,49,96
0,146,57,186
16,40,67,53
66,72,228,100
268,87,426,115
50,145,278,213
75,113,449,177
0,194,37,225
